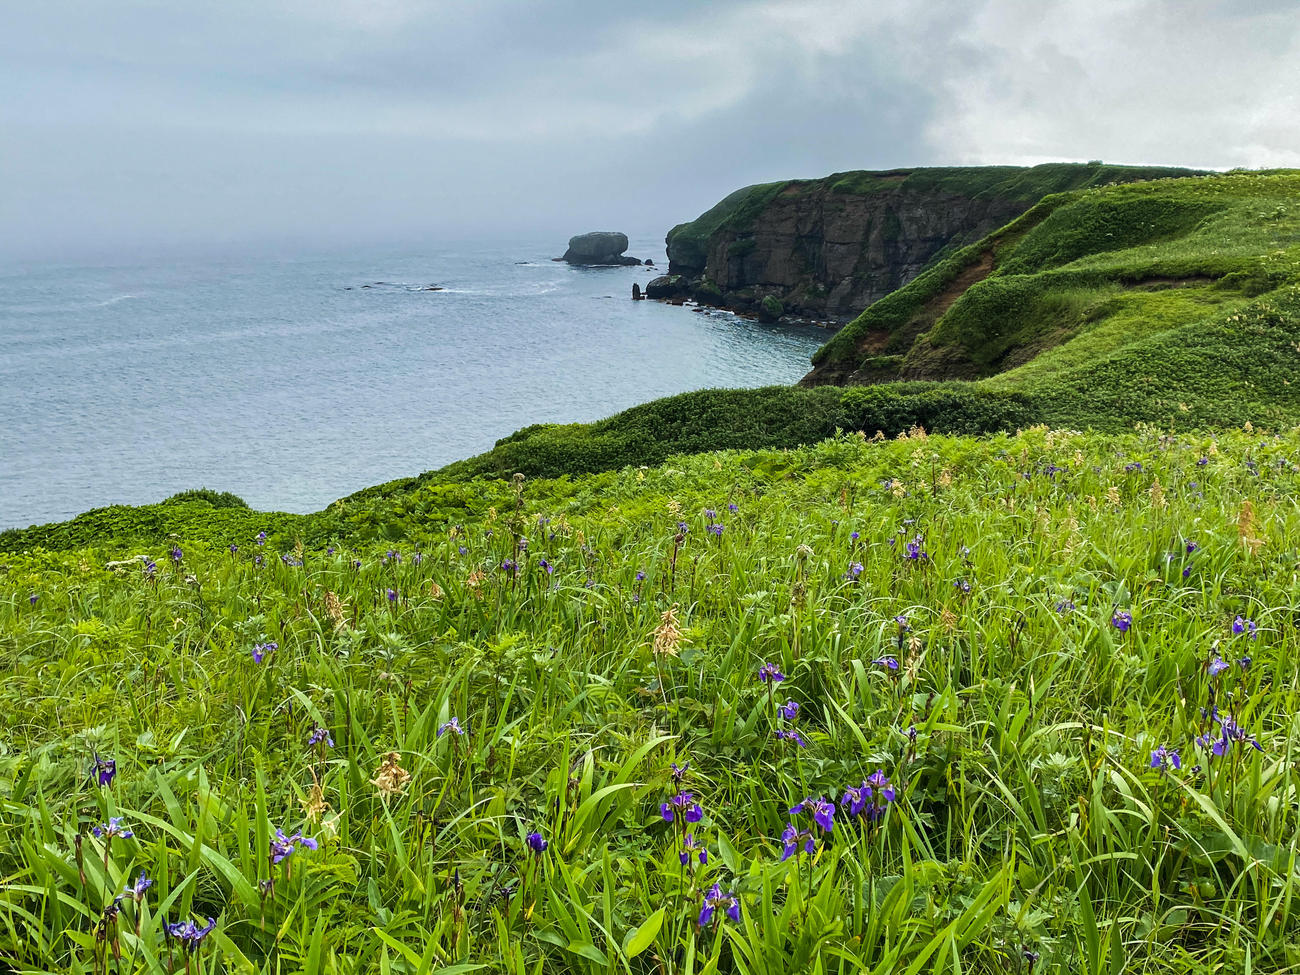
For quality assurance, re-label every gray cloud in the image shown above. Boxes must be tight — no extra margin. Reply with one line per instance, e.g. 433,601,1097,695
2,0,1297,258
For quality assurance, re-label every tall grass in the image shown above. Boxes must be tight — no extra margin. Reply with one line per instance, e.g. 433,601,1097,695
2,426,1299,973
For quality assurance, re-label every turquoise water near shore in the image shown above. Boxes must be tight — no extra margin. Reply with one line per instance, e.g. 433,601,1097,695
0,237,826,528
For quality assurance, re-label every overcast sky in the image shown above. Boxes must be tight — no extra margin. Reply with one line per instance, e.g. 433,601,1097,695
3,0,1298,259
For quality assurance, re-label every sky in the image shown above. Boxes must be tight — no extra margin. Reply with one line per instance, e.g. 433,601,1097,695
3,0,1298,259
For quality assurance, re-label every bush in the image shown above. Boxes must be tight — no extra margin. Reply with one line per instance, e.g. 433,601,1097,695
163,488,250,509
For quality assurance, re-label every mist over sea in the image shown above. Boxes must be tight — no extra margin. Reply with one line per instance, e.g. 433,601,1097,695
0,237,826,529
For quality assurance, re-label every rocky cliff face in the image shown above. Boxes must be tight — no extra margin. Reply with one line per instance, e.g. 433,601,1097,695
662,164,1202,322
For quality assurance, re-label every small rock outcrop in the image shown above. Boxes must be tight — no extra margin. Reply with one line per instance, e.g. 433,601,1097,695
560,232,642,266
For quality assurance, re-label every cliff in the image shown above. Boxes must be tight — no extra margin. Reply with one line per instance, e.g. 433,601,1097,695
661,163,1203,322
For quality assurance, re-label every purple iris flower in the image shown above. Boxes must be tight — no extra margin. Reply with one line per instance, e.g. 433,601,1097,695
1185,539,1198,554
1124,461,1143,473
170,545,183,564
28,593,38,606
256,531,267,545
500,559,517,574
1150,745,1181,771
327,546,335,556
780,700,800,721
252,641,277,663
670,761,689,781
538,559,554,574
1239,656,1252,671
697,884,740,926
728,503,739,513
872,656,899,670
679,833,707,866
386,588,399,602
894,615,910,631
92,817,133,840
780,822,815,861
438,717,465,738
1183,566,1191,579
660,792,703,823
307,726,333,748
525,832,548,853
845,562,864,581
757,663,785,683
850,531,860,542
270,828,318,865
775,729,808,748
1233,616,1258,639
1111,610,1132,632
124,870,153,902
790,796,835,833
704,509,717,522
166,917,217,954
92,755,116,787
954,579,972,593
706,523,724,537
228,544,239,555
635,570,646,582
903,536,928,561
1207,657,1229,677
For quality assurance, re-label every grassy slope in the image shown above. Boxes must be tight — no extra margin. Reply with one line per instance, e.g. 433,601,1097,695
3,428,1299,973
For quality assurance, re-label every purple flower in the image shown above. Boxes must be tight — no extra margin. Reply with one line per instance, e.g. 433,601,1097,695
327,546,335,556
1238,656,1252,671
872,656,899,671
954,579,972,594
1111,610,1132,632
893,615,910,631
779,700,800,721
670,761,689,781
270,828,318,865
790,796,834,833
92,755,117,787
679,833,707,866
438,717,465,738
635,570,646,582
92,817,133,840
845,561,864,581
757,663,785,683
903,535,928,562
386,588,399,602
525,832,548,853
780,821,815,861
1150,745,1182,772
1183,566,1192,579
706,523,724,537
1185,539,1198,554
166,917,217,954
255,531,267,545
307,726,334,749
1232,616,1258,640
775,729,808,748
728,503,739,513
697,883,740,926
500,559,517,575
660,792,703,824
28,593,38,606
123,869,153,902
170,545,183,564
228,544,239,555
850,530,860,542
252,641,277,663
704,509,717,522
1208,656,1229,677
843,771,897,822
538,559,554,574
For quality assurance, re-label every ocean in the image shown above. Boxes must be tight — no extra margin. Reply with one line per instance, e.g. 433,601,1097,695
0,236,826,529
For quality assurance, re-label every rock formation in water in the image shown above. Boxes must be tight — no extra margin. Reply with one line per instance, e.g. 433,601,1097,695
560,232,643,266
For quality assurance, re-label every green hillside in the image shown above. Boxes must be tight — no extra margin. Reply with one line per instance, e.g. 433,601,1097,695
807,171,1300,397
3,427,1299,973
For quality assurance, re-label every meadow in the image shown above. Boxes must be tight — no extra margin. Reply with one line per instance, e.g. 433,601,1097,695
3,424,1300,973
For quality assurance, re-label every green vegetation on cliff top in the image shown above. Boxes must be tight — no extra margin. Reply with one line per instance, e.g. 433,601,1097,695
665,162,1202,272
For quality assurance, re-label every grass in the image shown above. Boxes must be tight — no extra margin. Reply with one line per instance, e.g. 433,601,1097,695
3,426,1300,973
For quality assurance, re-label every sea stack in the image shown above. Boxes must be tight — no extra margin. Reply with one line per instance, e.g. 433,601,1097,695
559,231,642,266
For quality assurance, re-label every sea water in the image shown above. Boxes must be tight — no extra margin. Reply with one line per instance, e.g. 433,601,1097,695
0,237,826,528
